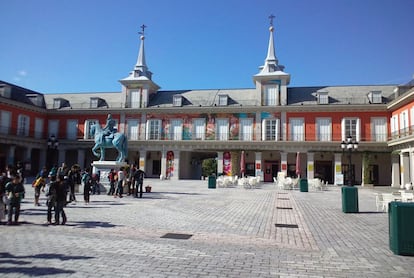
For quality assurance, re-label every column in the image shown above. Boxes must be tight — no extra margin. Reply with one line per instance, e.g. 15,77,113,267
391,154,400,188
160,150,167,179
281,112,287,141
217,151,223,175
255,152,262,181
77,149,85,170
307,153,314,180
24,147,32,174
139,152,146,171
334,153,342,185
171,151,180,180
8,145,16,165
58,149,66,165
400,152,410,189
280,152,287,176
255,112,261,141
39,149,47,170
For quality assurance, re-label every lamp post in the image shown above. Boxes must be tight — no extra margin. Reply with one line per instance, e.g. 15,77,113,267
47,134,59,169
341,135,358,186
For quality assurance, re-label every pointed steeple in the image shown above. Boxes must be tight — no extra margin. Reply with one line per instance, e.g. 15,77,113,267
134,24,149,76
258,15,285,74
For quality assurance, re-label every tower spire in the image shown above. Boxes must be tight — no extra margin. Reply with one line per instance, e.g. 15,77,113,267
134,24,149,76
259,14,285,74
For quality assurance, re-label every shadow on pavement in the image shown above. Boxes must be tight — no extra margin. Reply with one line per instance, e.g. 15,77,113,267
0,252,94,276
71,221,118,228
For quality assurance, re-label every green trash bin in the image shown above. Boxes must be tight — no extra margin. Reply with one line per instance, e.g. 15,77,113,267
389,201,414,255
299,179,308,192
208,175,216,189
341,186,358,213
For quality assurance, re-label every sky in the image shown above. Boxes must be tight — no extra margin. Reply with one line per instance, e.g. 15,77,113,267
1,0,413,94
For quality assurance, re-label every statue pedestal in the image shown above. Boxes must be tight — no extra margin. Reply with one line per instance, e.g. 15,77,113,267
91,161,128,190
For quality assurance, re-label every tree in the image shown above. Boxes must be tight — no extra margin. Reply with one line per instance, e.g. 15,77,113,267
202,158,217,177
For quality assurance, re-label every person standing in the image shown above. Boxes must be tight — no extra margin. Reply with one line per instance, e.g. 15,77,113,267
116,167,125,198
133,167,145,198
82,168,92,204
55,175,68,225
45,175,57,225
5,175,25,225
107,169,116,196
33,166,48,206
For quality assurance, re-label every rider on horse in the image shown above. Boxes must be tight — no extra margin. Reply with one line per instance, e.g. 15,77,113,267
101,114,117,144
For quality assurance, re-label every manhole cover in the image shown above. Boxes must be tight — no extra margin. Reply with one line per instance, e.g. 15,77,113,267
276,207,293,210
161,233,193,240
275,223,299,228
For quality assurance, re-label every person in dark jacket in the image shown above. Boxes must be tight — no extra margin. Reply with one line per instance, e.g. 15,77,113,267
5,175,25,225
54,175,68,225
46,175,58,225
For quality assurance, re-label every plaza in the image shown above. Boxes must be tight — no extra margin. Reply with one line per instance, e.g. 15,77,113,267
0,180,413,277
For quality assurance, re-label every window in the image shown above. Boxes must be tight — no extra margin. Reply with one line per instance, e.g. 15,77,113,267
127,119,139,140
48,119,59,139
90,98,99,108
316,118,331,141
53,99,61,109
193,118,205,140
262,118,279,141
368,91,382,104
218,95,228,106
390,115,399,139
216,118,229,141
263,84,279,106
34,118,44,139
341,118,360,141
317,92,329,104
17,115,30,136
66,120,78,140
290,118,304,141
400,110,409,135
170,119,183,140
130,90,141,108
84,120,98,139
146,119,161,140
0,111,11,135
371,117,387,142
240,118,253,141
173,95,182,107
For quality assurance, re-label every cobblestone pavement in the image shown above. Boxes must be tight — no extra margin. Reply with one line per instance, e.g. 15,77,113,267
0,180,413,277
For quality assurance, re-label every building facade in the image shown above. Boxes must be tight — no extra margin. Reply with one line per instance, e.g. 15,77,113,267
0,22,413,187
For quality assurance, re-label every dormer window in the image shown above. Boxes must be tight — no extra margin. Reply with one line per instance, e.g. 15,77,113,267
90,97,108,108
218,94,228,106
368,91,382,104
317,92,329,104
53,98,70,109
173,95,182,107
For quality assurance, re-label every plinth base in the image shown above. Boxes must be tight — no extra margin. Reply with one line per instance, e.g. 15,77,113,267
91,161,128,190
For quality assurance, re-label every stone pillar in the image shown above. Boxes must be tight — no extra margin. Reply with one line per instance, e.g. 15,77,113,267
8,145,15,165
255,112,261,141
391,154,400,188
58,149,66,165
171,150,180,180
280,152,287,176
401,152,410,189
281,112,287,141
334,153,342,185
77,149,85,170
255,152,262,180
217,151,223,175
139,152,146,171
307,153,314,180
161,150,167,179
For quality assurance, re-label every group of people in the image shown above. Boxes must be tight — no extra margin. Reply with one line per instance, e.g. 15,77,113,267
107,165,145,198
0,162,146,226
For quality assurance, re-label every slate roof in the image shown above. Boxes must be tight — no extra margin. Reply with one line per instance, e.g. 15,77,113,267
0,80,46,108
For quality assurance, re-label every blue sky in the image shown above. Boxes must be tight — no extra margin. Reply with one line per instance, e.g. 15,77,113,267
1,0,413,94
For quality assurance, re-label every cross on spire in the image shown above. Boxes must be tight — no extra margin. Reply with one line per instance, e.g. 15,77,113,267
139,24,147,36
269,14,275,26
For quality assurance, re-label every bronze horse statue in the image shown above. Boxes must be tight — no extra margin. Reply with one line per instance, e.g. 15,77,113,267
90,123,128,162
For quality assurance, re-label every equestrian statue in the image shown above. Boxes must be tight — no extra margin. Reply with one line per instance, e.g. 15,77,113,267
90,114,128,162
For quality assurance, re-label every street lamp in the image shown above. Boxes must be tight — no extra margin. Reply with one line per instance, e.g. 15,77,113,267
341,135,358,186
47,134,59,169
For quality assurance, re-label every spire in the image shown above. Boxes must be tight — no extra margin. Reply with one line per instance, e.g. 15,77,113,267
135,24,148,75
259,15,285,74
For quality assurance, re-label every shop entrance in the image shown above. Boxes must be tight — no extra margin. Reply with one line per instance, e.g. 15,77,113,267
264,161,278,182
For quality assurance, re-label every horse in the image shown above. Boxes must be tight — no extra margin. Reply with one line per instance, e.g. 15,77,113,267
90,123,128,162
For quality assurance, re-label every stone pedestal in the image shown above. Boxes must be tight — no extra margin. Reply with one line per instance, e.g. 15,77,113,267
91,161,128,191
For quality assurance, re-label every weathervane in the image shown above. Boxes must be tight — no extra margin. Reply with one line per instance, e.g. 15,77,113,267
269,14,275,26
